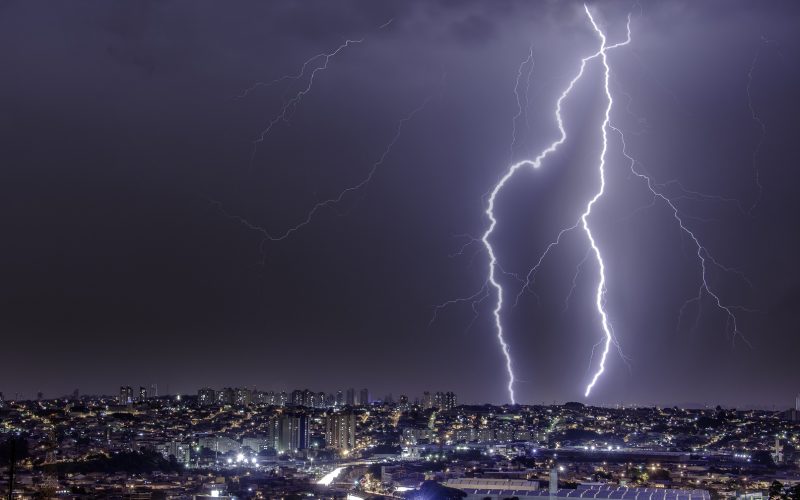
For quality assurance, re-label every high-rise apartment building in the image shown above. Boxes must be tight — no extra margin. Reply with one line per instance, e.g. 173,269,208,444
217,387,235,405
277,414,309,452
427,391,457,410
326,411,356,450
302,389,314,407
235,388,252,406
443,391,457,410
434,391,444,409
277,391,288,406
198,387,215,406
422,391,434,410
325,393,336,407
291,389,304,406
118,386,134,405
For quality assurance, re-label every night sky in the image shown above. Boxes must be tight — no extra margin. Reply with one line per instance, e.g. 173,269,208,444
2,1,799,407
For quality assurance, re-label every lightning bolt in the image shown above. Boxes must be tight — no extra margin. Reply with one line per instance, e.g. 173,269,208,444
579,5,632,398
224,6,755,406
478,5,631,403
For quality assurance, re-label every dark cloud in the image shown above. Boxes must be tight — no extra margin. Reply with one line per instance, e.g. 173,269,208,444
450,15,497,44
0,0,798,407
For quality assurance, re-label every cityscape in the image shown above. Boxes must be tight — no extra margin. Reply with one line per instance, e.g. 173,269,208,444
3,0,800,499
1,388,799,498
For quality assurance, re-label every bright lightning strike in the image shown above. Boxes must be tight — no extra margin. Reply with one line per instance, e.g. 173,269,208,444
478,5,631,403
580,5,632,397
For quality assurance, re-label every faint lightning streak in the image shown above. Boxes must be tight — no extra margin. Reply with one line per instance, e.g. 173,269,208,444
563,248,592,313
249,38,363,167
237,19,393,101
447,234,481,259
221,96,433,242
614,78,748,218
513,220,580,307
658,179,745,211
610,102,758,346
235,53,330,100
429,263,522,331
585,339,605,378
510,46,534,161
523,47,535,133
611,123,753,349
746,37,769,215
429,283,489,329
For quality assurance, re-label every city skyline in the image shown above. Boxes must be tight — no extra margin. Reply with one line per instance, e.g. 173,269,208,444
2,384,798,412
1,1,799,406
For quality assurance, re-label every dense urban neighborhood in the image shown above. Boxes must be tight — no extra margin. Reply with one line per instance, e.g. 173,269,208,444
2,389,799,499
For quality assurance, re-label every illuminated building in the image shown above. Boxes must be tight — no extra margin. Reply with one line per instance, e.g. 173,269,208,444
443,391,457,410
277,391,288,406
235,388,252,406
118,386,133,405
198,388,215,406
326,411,356,450
198,436,239,454
217,387,235,405
242,436,270,452
157,441,191,464
422,391,434,409
278,414,309,452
